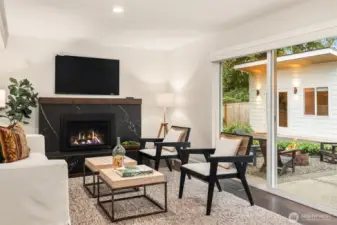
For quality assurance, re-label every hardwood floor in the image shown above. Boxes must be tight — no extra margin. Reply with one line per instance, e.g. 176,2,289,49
171,159,336,224
221,179,337,225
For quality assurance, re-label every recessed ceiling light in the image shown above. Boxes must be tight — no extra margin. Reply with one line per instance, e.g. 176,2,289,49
112,6,124,13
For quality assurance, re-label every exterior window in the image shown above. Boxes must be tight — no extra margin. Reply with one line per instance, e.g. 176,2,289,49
304,88,315,115
317,87,328,116
304,87,329,116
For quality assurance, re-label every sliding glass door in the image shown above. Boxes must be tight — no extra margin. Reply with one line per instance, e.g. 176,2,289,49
218,36,337,215
274,37,337,211
221,51,268,185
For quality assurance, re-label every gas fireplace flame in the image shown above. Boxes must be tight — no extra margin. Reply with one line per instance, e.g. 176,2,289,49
71,129,104,146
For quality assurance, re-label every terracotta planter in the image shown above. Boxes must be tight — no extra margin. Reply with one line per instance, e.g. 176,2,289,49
280,150,310,166
123,145,140,150
294,152,309,166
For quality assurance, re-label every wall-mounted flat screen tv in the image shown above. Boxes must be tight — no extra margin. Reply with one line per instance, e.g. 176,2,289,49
55,55,119,95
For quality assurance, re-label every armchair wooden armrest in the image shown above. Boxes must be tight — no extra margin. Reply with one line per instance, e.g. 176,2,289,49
184,148,215,155
154,142,191,148
140,138,164,143
139,138,164,148
209,155,254,163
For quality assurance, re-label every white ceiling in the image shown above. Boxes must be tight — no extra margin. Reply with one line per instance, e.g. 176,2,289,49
4,0,304,50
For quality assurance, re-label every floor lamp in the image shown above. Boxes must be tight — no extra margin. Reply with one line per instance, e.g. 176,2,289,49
156,93,174,138
0,90,6,109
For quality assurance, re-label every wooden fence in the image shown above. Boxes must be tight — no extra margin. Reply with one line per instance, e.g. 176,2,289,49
223,102,249,126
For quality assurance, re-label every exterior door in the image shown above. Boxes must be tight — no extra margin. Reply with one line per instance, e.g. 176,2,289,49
278,91,288,128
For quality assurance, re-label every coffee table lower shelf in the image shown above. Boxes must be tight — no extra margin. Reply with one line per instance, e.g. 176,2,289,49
97,177,167,222
83,169,138,198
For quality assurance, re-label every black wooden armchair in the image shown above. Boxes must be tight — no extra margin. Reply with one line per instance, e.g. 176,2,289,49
179,133,254,215
138,126,191,171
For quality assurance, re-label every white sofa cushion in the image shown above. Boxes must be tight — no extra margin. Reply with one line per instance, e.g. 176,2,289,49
0,153,47,170
214,137,242,169
26,134,46,155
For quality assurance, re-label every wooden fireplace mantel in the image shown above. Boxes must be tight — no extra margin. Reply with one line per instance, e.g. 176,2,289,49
39,97,142,105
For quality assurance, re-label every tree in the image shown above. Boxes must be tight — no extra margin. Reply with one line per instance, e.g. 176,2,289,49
222,52,265,103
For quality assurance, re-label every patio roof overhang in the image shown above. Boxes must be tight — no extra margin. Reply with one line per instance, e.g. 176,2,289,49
233,48,337,73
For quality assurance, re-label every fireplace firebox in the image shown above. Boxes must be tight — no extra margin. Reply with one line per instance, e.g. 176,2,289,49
60,113,115,151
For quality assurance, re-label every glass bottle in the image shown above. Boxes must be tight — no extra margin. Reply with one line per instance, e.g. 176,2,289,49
112,137,126,169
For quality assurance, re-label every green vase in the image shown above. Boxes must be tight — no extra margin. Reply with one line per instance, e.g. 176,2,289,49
112,137,126,169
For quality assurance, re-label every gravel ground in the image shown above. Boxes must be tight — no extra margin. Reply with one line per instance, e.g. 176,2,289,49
246,155,337,183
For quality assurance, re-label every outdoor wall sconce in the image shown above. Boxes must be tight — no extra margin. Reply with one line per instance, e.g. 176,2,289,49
294,87,298,94
256,89,260,96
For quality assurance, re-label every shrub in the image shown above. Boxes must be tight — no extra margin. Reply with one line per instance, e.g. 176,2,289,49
252,140,260,146
277,141,292,150
277,141,324,155
223,88,249,103
223,124,254,135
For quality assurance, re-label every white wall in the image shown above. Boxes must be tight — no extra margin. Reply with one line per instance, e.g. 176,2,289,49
168,0,337,147
249,62,337,140
0,36,170,135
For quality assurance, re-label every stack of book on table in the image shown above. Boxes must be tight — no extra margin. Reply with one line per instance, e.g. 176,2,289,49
115,165,153,177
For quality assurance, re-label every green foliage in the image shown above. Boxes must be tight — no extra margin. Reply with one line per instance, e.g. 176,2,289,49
277,141,291,150
276,141,331,155
223,124,254,135
222,52,266,103
0,78,38,125
253,140,332,155
252,140,260,146
223,88,249,103
279,38,336,56
121,141,140,146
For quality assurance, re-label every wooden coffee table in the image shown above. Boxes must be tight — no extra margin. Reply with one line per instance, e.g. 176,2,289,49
97,166,167,222
83,156,137,197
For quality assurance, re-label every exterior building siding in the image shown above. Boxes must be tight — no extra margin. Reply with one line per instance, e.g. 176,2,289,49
249,61,337,140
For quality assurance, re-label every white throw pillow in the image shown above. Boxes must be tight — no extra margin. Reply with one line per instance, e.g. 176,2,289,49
214,137,242,169
162,129,183,152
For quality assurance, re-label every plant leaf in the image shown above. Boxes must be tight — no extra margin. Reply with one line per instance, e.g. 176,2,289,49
9,77,18,85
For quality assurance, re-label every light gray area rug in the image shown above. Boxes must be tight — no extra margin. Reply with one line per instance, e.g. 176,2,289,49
69,170,300,225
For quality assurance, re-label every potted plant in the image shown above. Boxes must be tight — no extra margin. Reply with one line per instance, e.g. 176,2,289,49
121,141,140,150
281,140,310,166
0,78,39,125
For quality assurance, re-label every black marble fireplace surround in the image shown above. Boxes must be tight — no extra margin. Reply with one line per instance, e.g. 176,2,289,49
39,97,141,176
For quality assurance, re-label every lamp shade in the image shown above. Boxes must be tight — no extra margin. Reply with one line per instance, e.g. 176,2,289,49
156,93,174,108
0,90,5,108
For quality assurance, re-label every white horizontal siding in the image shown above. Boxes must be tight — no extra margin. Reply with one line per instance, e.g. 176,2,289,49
249,61,337,140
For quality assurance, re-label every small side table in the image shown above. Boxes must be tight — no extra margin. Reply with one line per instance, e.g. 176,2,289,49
83,156,137,198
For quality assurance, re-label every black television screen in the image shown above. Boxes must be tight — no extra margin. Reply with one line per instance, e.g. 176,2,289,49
55,55,119,95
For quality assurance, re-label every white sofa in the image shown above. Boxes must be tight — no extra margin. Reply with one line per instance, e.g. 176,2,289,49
0,134,70,225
